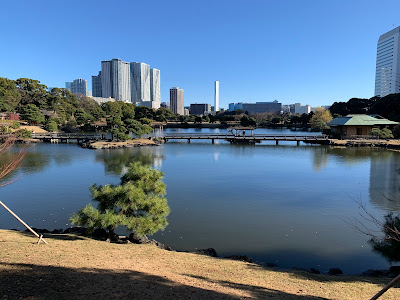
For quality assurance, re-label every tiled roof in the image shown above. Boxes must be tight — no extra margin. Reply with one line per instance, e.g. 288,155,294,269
328,114,398,126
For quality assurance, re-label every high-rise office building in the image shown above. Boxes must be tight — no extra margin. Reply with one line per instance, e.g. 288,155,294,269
93,58,160,105
150,68,161,104
101,58,131,102
130,62,150,103
66,79,87,96
170,87,184,115
215,81,219,112
92,71,102,97
375,26,400,97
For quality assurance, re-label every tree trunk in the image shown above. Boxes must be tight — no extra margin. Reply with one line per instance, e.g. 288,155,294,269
106,226,115,243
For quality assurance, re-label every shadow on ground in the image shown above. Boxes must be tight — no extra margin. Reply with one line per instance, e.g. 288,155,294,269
183,274,328,300
18,231,87,241
245,264,400,288
0,262,327,299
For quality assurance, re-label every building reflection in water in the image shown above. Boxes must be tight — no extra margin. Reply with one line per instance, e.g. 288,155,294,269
369,151,400,212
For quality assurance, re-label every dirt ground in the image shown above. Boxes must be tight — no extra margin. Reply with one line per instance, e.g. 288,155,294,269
90,138,156,149
0,230,398,299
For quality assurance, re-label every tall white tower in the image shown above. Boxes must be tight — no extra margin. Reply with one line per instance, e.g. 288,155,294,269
214,81,219,112
375,26,400,97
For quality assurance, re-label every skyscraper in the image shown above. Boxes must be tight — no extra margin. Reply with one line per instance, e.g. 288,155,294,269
130,62,150,103
101,58,131,102
170,87,184,115
150,68,161,104
215,81,219,112
92,71,102,97
375,26,400,97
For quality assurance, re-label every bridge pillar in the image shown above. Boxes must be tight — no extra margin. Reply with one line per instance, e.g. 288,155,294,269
297,141,300,146
276,140,279,145
187,139,190,143
212,139,214,144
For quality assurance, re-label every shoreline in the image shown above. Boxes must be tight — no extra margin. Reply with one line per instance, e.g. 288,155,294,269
1,229,399,299
6,227,399,278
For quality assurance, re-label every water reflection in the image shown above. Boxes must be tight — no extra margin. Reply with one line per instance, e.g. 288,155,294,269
94,147,165,176
2,139,400,273
370,152,400,212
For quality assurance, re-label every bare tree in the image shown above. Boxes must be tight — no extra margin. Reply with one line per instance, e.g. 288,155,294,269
347,198,400,299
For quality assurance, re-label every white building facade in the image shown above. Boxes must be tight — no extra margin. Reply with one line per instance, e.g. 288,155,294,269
95,59,160,106
214,81,219,112
130,62,150,103
170,87,184,115
294,103,311,115
101,59,131,102
375,26,400,97
150,68,161,107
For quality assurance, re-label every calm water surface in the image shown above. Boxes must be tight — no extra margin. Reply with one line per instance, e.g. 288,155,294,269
1,128,399,274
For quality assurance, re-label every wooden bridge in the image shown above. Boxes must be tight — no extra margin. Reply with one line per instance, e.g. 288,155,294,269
163,133,329,145
32,133,106,143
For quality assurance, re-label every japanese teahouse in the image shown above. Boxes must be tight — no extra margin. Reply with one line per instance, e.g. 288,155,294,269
328,114,398,139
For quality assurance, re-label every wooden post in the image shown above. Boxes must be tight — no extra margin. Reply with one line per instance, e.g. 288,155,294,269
0,200,48,244
370,273,400,300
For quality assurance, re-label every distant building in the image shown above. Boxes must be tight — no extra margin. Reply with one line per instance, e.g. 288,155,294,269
294,103,311,115
229,103,243,112
170,87,184,115
130,62,150,104
215,81,219,112
190,103,211,115
184,108,190,116
92,71,102,97
101,58,131,102
375,26,400,97
150,68,161,105
93,58,160,106
92,97,115,105
65,82,72,91
66,79,87,96
0,112,20,121
229,101,281,114
161,102,170,110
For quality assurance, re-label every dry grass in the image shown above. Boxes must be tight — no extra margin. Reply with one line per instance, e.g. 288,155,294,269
0,230,398,299
330,139,400,146
19,125,48,133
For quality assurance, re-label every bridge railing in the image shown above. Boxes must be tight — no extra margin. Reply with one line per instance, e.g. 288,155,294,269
163,133,328,139
32,133,104,139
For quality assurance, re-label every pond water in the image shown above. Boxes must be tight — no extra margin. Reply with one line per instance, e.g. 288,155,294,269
1,128,399,274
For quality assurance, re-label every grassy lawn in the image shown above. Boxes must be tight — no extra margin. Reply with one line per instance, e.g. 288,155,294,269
0,230,398,299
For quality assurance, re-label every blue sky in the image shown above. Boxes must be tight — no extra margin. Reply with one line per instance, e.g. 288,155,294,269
1,0,399,108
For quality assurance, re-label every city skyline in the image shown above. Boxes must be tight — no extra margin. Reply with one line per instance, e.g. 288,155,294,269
1,1,400,109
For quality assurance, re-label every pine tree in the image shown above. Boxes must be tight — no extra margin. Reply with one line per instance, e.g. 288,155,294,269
70,162,170,241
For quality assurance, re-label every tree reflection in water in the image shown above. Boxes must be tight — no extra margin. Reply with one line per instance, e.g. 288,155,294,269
94,147,165,176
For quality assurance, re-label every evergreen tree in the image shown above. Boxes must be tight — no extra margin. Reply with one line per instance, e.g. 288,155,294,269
21,104,45,125
70,162,170,240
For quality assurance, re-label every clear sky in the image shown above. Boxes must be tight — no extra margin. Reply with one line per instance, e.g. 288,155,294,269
1,0,400,108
